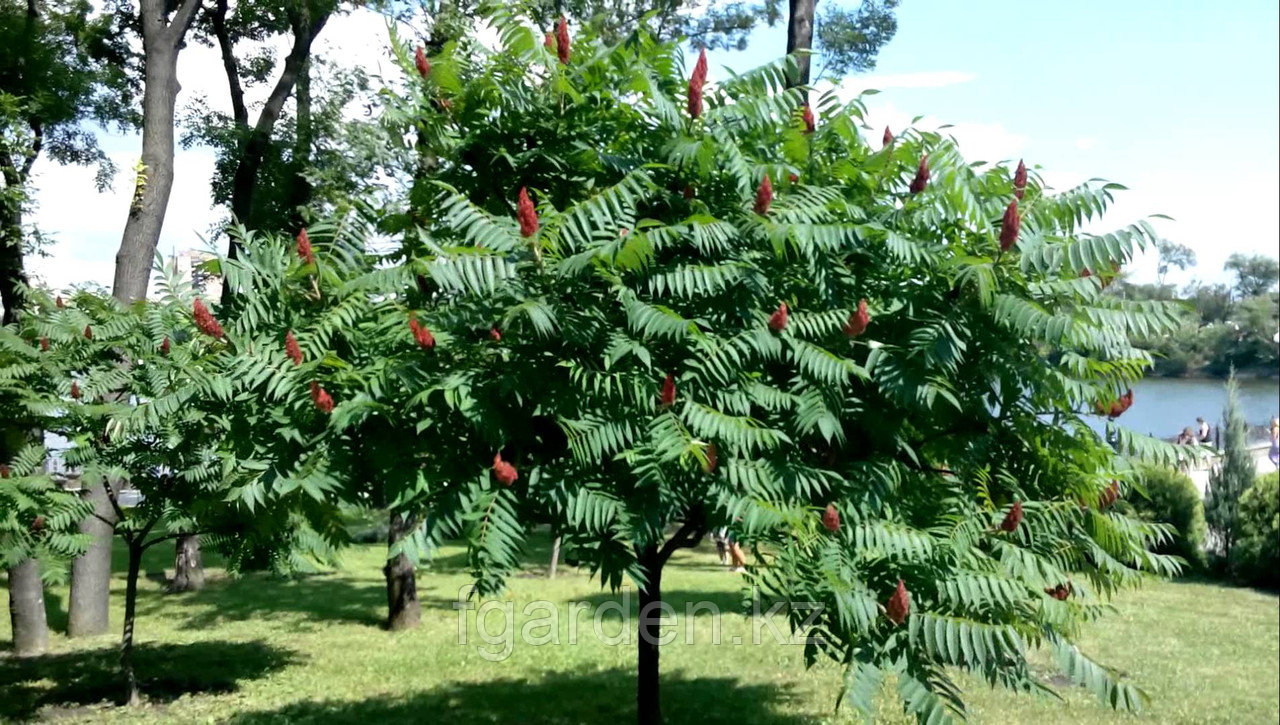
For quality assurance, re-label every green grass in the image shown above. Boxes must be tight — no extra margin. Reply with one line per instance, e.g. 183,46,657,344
3,532,1277,723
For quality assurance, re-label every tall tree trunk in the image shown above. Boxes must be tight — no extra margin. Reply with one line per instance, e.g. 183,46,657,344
67,480,116,637
0,197,25,326
786,0,817,89
636,544,664,725
170,533,204,592
383,510,420,631
284,54,313,233
120,541,144,706
7,557,48,656
548,535,562,579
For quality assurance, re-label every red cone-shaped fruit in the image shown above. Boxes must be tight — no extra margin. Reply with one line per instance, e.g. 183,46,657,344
414,46,431,78
843,299,870,338
659,373,676,408
999,500,1023,532
886,579,910,625
193,299,225,338
409,317,435,350
310,381,334,414
1013,159,1028,199
999,199,1021,251
40,337,49,351
1100,481,1120,508
489,326,502,342
767,302,788,333
555,16,571,64
801,105,815,134
882,126,894,147
493,452,519,486
754,174,773,215
83,325,93,340
160,337,170,355
70,381,81,399
909,155,930,194
703,443,718,473
56,296,65,308
517,187,539,237
297,228,314,264
821,503,840,532
285,330,303,365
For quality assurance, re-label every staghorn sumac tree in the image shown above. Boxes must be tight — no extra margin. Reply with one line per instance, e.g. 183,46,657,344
381,12,1194,724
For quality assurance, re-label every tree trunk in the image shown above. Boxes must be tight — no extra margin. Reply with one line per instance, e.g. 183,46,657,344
284,54,313,233
0,196,25,326
383,510,420,631
170,534,204,592
7,557,48,657
120,542,144,706
548,535,562,579
112,36,181,303
786,0,817,89
68,481,116,637
636,545,664,725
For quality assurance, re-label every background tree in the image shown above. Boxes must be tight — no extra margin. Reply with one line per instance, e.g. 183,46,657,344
1154,238,1195,290
1223,252,1279,300
1204,373,1255,570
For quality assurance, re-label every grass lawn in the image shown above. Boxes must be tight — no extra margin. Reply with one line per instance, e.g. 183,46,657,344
2,532,1277,723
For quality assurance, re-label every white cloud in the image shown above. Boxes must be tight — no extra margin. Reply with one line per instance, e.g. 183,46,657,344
860,100,1028,164
1074,136,1097,150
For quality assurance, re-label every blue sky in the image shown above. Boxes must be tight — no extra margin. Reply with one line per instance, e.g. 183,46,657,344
27,1,1280,290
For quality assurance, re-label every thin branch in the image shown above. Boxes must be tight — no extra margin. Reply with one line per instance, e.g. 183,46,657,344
210,0,247,127
19,119,42,181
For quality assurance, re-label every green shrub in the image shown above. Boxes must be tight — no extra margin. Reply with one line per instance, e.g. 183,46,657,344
1131,465,1208,570
1233,472,1279,588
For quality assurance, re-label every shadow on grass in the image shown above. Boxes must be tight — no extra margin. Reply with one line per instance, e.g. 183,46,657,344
138,573,462,631
226,667,814,724
0,640,297,722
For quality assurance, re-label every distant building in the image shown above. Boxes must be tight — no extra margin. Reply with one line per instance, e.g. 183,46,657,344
172,249,223,300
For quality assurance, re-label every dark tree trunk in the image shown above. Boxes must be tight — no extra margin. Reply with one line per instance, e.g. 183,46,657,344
112,0,201,303
7,557,48,656
170,534,204,592
383,510,420,631
120,542,144,706
786,0,817,89
284,54,313,233
636,544,664,725
222,7,329,268
0,196,25,326
548,535,562,579
68,481,116,637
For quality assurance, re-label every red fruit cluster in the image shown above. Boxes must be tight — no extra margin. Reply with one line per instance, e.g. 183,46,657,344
886,579,910,625
882,126,894,148
1096,388,1134,419
414,46,431,79
555,16,571,64
489,326,502,342
40,337,49,351
160,337,171,355
493,452,518,486
297,228,315,265
687,48,708,119
998,500,1023,532
544,33,554,50
843,299,870,338
285,330,304,365
1100,481,1120,508
84,325,93,340
659,373,677,408
703,442,718,474
767,302,788,333
70,381,81,399
193,299,225,339
0,464,9,478
56,296,65,309
1013,159,1028,199
909,155,930,194
753,174,773,216
310,381,334,414
1045,582,1072,600
801,105,815,134
409,316,435,349
1081,268,1093,278
999,199,1021,252
682,184,695,200
517,187,538,237
821,503,840,532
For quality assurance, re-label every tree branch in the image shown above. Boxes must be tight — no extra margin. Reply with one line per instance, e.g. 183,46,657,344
19,119,42,181
165,0,204,46
657,504,707,564
210,0,247,127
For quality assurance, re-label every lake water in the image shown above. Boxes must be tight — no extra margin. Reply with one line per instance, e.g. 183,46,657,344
1085,377,1280,440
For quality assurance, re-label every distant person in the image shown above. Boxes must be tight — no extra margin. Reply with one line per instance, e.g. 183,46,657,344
712,527,728,565
1196,417,1211,443
1269,417,1279,470
1175,427,1196,445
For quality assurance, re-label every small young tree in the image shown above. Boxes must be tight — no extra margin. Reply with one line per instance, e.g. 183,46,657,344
379,15,1188,723
1204,372,1253,568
